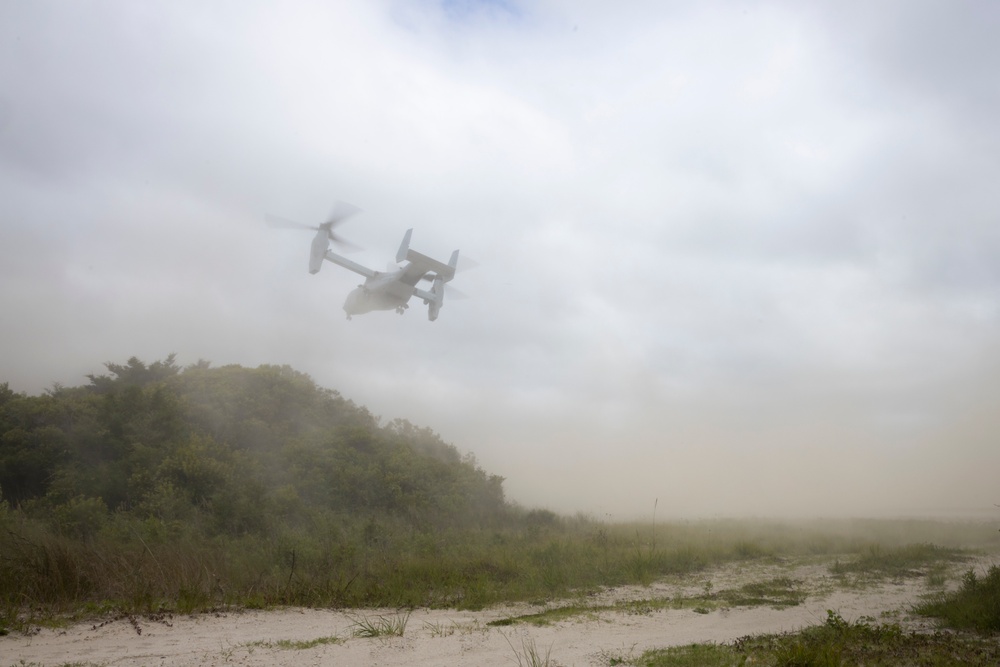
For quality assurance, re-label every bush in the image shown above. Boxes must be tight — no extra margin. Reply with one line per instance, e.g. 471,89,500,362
51,495,108,539
916,565,1000,633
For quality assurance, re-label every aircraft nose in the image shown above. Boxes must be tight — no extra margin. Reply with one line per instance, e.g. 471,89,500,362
343,288,363,314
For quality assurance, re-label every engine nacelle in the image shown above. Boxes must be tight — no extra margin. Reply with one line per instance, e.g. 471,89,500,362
427,276,445,321
309,229,330,274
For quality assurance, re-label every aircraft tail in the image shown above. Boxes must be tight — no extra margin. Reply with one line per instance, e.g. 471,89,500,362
445,249,460,281
395,228,413,263
397,229,457,278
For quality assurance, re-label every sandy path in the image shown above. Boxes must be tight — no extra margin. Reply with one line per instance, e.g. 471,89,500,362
3,556,987,667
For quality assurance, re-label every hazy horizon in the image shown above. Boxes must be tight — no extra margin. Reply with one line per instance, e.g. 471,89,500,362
3,1,998,520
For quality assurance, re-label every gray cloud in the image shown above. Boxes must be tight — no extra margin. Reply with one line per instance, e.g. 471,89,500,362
2,0,997,518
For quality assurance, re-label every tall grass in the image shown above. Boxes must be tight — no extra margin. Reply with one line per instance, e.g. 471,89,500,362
2,509,996,625
504,634,553,667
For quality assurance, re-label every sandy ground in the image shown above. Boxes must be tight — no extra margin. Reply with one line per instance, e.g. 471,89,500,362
4,555,993,667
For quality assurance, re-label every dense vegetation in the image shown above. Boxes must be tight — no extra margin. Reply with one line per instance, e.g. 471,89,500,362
1,356,514,618
0,355,505,534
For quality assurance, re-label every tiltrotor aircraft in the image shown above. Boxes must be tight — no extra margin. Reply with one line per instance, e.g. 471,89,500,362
267,203,460,321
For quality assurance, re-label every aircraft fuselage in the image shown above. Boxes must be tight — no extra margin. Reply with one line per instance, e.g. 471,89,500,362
343,269,415,317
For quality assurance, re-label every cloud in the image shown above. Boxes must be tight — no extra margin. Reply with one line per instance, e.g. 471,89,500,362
1,0,998,518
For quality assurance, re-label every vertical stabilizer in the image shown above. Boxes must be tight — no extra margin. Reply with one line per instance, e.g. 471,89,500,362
396,228,413,263
446,249,460,280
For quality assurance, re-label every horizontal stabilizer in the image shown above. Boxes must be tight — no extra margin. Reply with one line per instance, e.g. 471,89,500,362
406,249,455,279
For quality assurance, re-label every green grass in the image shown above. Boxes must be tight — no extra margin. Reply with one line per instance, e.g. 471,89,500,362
245,634,343,650
489,604,597,626
617,596,700,615
274,635,343,649
716,576,807,608
631,643,738,667
828,542,968,581
635,611,1000,666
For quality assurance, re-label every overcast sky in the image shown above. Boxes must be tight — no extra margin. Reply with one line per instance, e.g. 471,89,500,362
2,1,998,519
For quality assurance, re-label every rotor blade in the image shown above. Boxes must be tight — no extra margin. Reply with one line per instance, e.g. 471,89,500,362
455,255,480,272
443,285,468,300
420,276,468,299
265,214,318,231
325,200,362,227
329,234,364,253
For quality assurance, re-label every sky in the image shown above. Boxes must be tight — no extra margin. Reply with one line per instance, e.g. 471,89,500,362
2,0,998,519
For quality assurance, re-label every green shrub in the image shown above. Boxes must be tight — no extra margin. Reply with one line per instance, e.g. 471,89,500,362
916,565,1000,633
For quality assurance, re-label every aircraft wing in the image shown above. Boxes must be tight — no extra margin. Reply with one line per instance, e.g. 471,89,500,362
323,251,378,279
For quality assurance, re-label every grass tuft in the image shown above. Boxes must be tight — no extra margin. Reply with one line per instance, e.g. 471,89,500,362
349,611,410,637
504,633,554,667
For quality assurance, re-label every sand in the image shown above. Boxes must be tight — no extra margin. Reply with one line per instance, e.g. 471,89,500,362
4,555,988,667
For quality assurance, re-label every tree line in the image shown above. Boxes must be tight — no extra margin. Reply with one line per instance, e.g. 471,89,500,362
0,355,508,539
